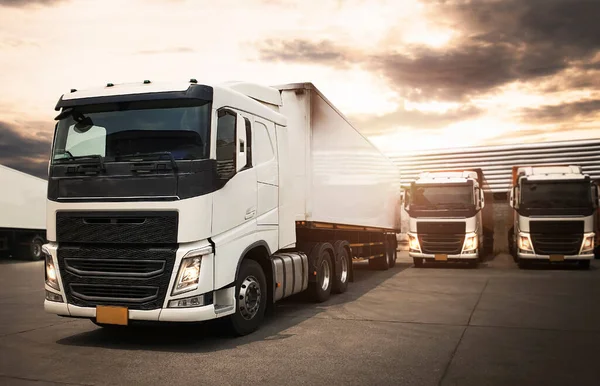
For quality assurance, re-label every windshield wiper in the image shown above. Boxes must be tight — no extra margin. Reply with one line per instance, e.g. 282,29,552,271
54,154,105,174
114,151,178,172
54,153,104,164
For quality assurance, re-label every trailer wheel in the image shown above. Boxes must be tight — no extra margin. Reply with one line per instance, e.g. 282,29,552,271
28,236,45,261
388,236,397,268
308,244,334,302
226,259,267,336
332,241,350,294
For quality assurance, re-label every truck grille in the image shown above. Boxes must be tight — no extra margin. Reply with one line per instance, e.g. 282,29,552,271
530,234,583,255
57,245,177,310
418,234,465,255
529,220,584,255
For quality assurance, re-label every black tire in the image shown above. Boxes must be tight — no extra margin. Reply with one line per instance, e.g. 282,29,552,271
507,227,517,263
369,239,391,271
226,259,267,336
332,241,350,294
413,257,424,268
28,236,45,261
578,260,591,270
389,236,397,268
308,244,334,303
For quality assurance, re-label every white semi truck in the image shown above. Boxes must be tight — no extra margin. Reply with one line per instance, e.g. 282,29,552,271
0,164,47,261
42,80,402,335
507,165,598,269
403,169,494,267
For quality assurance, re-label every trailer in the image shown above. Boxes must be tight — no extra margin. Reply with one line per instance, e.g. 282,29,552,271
0,164,47,260
402,168,494,267
508,165,598,268
42,80,402,335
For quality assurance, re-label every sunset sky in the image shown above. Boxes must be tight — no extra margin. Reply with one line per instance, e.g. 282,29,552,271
1,0,599,178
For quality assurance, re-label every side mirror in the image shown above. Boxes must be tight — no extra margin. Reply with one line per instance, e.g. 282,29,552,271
592,185,599,209
509,187,514,208
514,187,520,209
216,109,238,180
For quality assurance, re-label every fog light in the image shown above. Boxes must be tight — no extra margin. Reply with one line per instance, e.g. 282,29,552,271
45,290,63,303
168,295,204,308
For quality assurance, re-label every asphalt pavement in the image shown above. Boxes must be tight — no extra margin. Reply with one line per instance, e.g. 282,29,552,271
1,253,599,386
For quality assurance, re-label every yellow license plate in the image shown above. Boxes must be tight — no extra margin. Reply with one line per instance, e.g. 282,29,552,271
96,306,128,325
549,255,564,262
435,254,448,261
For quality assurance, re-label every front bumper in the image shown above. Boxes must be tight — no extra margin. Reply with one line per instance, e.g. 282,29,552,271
518,252,594,261
409,252,479,260
44,300,219,322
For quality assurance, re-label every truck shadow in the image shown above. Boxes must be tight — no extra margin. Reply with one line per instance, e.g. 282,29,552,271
55,261,411,353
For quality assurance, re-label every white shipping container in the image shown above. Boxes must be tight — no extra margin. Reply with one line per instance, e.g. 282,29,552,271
0,164,47,230
278,83,402,231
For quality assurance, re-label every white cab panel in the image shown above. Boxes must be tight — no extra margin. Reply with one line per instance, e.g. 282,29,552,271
0,164,47,230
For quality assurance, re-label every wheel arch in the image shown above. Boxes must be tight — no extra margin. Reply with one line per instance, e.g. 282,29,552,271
234,241,274,306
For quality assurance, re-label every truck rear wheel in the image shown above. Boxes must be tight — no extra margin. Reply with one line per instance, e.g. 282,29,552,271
307,244,333,302
332,241,350,294
28,236,45,261
226,259,267,336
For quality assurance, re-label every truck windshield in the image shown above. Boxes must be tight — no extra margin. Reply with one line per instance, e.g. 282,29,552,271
411,185,473,207
52,99,211,163
521,180,592,209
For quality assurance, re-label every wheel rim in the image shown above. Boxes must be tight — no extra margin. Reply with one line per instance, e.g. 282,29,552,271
320,259,331,291
340,253,348,283
32,242,42,258
238,275,261,321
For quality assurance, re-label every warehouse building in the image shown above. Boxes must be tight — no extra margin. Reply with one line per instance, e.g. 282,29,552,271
392,138,600,253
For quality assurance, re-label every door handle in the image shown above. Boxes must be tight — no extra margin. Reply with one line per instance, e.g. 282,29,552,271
245,207,256,220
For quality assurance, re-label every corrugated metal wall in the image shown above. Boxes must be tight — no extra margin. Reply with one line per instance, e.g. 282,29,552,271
392,138,600,194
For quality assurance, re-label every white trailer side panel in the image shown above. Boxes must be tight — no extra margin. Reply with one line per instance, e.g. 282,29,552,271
279,83,402,231
0,164,47,230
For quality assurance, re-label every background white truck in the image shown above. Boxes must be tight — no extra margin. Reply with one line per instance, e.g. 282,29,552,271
403,169,494,267
508,165,598,269
0,164,47,261
42,80,402,335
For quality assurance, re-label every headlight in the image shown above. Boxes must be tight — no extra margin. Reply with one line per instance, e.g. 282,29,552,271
581,233,595,253
172,245,212,295
408,234,421,252
518,234,533,252
44,252,60,291
463,234,478,253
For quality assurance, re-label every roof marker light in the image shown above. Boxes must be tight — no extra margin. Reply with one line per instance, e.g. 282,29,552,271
190,78,198,83
144,80,151,84
106,83,114,87
70,89,77,93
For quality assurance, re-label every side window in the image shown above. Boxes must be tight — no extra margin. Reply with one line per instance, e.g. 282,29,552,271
254,121,274,165
216,109,236,179
244,117,252,169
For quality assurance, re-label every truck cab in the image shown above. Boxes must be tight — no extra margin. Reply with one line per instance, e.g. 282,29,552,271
403,170,489,267
508,165,599,268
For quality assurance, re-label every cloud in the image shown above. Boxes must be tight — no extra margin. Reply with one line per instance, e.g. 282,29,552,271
0,121,52,179
520,99,600,124
0,0,65,7
253,0,600,101
349,104,482,136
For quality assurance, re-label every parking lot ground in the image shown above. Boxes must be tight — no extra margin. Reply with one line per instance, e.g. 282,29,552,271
1,252,599,386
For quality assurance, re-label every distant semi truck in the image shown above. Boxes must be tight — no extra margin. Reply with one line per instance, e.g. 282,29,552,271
0,164,47,260
403,169,494,267
508,165,598,268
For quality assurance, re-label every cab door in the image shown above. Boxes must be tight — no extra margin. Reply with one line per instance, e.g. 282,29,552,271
211,108,257,236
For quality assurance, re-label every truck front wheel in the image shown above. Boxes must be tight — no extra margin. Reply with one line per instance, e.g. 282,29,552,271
226,259,267,336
